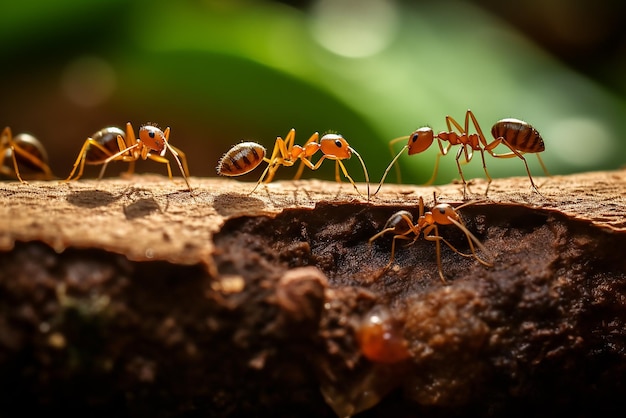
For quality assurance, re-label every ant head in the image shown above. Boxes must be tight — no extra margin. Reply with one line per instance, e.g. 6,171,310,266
407,127,434,155
320,133,352,159
431,203,460,225
139,125,168,153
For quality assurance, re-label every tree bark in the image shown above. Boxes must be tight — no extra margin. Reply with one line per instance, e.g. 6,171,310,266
0,170,625,417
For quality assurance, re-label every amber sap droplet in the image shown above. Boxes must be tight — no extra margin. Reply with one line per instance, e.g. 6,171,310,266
357,307,410,363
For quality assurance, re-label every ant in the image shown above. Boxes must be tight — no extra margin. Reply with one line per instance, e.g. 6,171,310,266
217,128,370,199
0,126,54,182
369,193,492,284
374,110,549,198
64,126,132,182
64,122,192,192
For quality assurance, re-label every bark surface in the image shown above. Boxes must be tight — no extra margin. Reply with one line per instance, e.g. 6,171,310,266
0,171,625,417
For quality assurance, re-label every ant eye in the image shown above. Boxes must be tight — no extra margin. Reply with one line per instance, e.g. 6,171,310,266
149,131,155,138
438,207,447,215
411,134,418,142
335,139,342,148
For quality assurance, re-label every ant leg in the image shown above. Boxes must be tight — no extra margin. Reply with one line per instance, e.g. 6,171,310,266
335,159,366,199
293,161,306,181
302,155,365,198
9,148,26,183
148,153,191,192
517,153,541,194
423,153,442,185
466,110,488,139
349,147,370,200
462,110,495,194
123,161,136,177
264,137,291,184
146,152,196,191
475,147,493,195
446,113,465,134
251,140,284,191
1,127,53,182
283,128,297,152
64,139,111,182
98,143,139,181
386,234,413,269
146,153,173,179
422,225,448,285
163,143,193,191
370,226,413,269
250,155,288,194
0,126,11,141
447,113,479,198
485,138,541,194
437,236,474,258
122,122,136,149
424,140,452,185
250,162,274,194
454,146,471,199
418,195,425,218
369,227,396,245
534,154,551,189
536,154,550,177
115,133,136,177
446,217,493,267
12,144,53,180
369,212,418,245
169,145,190,177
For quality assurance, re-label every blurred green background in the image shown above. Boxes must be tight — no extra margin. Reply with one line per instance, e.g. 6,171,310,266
2,0,625,186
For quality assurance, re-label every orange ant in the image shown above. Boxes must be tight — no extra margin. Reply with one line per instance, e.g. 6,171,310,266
218,128,370,199
64,122,192,191
1,126,54,182
64,126,132,182
374,110,549,198
369,193,492,284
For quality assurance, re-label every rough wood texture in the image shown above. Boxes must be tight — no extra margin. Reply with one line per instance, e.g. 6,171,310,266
1,170,625,417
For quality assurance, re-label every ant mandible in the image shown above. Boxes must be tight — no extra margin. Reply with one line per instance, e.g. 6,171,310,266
64,122,192,192
1,126,54,182
217,128,370,199
369,193,492,284
374,110,549,198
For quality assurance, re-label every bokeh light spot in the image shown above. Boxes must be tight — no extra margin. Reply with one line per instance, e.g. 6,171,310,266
546,117,613,168
309,0,399,58
61,55,117,108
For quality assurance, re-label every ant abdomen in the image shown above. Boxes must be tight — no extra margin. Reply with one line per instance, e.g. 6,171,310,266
85,127,126,164
216,142,267,176
10,133,50,171
491,118,545,153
